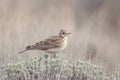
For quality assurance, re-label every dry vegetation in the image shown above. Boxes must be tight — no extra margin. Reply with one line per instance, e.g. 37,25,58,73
0,55,120,80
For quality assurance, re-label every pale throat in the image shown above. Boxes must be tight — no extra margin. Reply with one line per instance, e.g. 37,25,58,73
63,36,68,48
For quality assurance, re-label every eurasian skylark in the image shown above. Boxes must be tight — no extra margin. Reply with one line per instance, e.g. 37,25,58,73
18,30,71,56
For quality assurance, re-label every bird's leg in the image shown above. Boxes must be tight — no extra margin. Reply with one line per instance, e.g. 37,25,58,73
53,53,56,57
44,53,49,63
51,53,56,58
44,53,49,59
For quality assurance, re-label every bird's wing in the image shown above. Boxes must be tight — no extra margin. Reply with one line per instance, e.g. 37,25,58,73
44,36,63,46
33,36,63,50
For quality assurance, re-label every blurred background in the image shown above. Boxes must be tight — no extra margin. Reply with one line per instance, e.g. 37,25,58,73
0,0,120,73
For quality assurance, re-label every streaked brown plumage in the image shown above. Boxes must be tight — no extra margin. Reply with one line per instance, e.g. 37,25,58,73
18,30,70,54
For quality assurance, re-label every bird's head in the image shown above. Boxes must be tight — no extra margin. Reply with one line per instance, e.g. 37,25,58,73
59,30,71,37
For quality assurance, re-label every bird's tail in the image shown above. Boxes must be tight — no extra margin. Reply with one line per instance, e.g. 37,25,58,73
18,45,36,54
18,49,28,54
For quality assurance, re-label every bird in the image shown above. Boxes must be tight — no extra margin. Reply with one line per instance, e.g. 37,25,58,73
18,30,71,57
